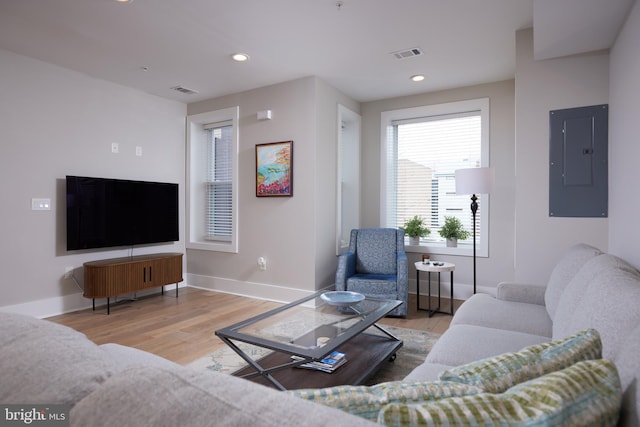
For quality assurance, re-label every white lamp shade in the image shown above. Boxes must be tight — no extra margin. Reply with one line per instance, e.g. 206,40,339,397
455,167,494,195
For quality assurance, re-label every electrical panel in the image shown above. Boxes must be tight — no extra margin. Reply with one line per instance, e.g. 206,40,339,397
549,104,608,218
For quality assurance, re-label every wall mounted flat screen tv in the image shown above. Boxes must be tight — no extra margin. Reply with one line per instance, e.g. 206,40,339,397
66,175,179,251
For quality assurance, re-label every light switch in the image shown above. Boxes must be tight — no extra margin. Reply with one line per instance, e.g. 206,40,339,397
31,198,51,210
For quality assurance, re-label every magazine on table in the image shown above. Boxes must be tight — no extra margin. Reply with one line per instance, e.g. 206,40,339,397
292,350,347,373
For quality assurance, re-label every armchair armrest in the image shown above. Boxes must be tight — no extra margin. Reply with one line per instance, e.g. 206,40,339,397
335,252,356,291
496,282,546,306
396,251,408,294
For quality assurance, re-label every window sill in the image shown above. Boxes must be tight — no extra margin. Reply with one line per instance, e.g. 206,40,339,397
187,240,238,254
405,241,488,258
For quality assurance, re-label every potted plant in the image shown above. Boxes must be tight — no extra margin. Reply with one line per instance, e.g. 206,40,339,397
400,215,430,245
438,216,470,247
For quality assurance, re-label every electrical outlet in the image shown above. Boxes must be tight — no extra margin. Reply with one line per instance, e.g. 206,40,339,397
64,266,74,279
258,257,267,271
111,142,119,154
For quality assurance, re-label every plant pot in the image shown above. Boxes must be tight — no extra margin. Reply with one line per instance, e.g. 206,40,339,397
446,237,457,247
409,236,420,246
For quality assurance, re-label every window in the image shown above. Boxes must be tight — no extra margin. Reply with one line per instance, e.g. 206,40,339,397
380,98,489,256
187,107,239,252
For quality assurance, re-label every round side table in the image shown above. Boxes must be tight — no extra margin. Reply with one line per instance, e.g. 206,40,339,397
414,261,455,317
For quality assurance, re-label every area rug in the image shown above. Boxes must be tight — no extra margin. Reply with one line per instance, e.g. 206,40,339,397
186,325,440,385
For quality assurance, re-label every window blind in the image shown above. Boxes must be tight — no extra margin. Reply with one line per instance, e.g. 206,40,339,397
206,124,233,241
391,112,483,243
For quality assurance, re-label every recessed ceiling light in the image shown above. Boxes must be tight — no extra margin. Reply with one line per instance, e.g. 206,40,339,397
410,74,425,82
114,0,132,3
232,53,250,62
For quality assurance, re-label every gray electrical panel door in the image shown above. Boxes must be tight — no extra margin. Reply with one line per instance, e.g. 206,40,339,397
549,104,608,217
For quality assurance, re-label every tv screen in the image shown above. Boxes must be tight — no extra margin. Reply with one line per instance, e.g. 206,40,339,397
66,176,179,250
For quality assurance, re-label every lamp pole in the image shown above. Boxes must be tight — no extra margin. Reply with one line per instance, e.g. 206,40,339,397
455,167,494,297
470,193,478,294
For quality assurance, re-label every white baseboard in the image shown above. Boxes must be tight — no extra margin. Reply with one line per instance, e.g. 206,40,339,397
186,273,315,304
0,275,495,319
409,278,496,301
0,282,187,319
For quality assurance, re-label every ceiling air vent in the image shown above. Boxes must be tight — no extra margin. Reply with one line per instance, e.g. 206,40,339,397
171,86,199,95
391,47,423,60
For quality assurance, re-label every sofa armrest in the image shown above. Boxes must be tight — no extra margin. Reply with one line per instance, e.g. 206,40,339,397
100,343,180,371
396,251,408,292
496,282,546,305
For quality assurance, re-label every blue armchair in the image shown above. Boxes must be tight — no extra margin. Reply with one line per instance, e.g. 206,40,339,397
335,228,408,316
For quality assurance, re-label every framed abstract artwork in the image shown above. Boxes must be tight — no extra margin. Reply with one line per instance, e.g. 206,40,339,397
255,141,293,197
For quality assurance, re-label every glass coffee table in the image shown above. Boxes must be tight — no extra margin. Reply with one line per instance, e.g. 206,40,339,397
215,290,403,390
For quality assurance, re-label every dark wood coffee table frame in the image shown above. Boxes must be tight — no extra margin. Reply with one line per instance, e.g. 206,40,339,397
215,291,403,390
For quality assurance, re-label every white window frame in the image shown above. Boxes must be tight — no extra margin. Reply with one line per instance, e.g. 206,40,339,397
380,98,490,257
186,106,239,253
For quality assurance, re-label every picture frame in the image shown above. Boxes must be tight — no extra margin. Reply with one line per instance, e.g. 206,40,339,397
256,141,293,197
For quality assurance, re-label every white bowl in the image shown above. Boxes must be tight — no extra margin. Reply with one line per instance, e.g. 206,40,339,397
320,291,365,306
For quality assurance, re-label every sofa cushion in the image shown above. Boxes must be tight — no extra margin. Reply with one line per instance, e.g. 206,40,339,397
565,267,640,360
0,312,114,405
379,359,621,427
544,243,602,320
425,324,548,367
288,381,481,422
438,328,601,393
451,293,552,337
403,362,452,382
613,324,640,427
553,254,639,340
71,365,377,427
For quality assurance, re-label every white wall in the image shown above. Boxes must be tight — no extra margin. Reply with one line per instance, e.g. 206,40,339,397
609,0,640,268
514,29,610,284
313,79,361,287
185,77,359,302
0,49,187,317
360,80,516,295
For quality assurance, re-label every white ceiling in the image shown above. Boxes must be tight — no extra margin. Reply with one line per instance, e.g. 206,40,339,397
534,0,635,60
0,0,633,104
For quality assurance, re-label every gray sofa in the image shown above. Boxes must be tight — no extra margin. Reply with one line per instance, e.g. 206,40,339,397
0,311,376,427
405,243,640,427
1,243,637,426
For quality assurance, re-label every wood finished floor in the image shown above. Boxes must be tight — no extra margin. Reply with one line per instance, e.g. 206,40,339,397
47,288,463,365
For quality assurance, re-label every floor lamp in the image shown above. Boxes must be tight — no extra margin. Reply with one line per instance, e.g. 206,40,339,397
454,167,494,294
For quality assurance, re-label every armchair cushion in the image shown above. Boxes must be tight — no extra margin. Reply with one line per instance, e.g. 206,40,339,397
354,229,400,275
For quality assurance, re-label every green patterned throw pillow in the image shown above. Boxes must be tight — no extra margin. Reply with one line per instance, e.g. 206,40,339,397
379,359,622,427
438,328,602,393
287,381,482,422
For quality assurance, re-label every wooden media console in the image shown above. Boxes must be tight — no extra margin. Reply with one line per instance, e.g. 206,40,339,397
83,252,183,314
